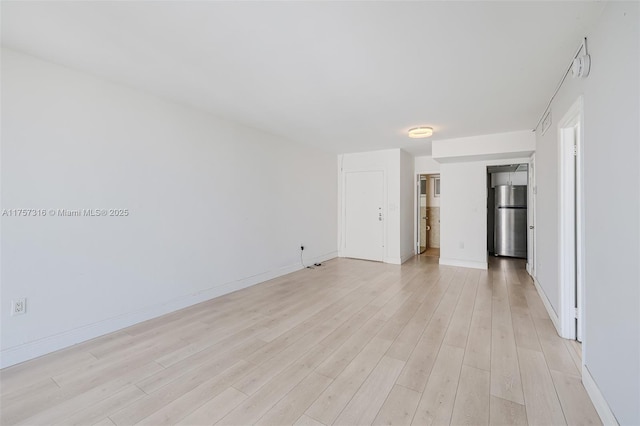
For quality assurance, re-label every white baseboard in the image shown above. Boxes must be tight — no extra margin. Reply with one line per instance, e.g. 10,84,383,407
400,251,414,264
582,365,619,425
338,253,411,265
532,277,560,333
439,257,487,270
0,251,338,369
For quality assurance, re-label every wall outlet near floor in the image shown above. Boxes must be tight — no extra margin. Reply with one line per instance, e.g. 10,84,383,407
11,298,27,316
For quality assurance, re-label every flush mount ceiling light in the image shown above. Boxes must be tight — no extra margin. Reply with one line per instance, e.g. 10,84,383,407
408,126,433,138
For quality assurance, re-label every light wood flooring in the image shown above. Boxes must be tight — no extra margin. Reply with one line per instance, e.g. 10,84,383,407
420,247,440,257
0,256,601,425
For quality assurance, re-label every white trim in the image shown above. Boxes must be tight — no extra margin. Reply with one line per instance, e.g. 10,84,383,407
557,96,585,340
533,277,561,332
439,258,487,270
0,251,338,368
400,251,415,264
414,170,440,256
582,365,619,425
528,153,536,279
413,173,422,255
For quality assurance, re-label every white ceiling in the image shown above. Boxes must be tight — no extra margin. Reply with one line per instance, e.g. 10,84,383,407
1,1,605,156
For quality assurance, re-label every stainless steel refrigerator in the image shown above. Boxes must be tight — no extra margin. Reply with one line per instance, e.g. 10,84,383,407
494,185,527,258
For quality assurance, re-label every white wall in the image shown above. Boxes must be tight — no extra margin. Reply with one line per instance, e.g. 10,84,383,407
431,132,534,270
0,49,338,367
433,130,535,163
534,3,639,423
338,148,413,264
399,150,415,262
439,157,530,270
415,155,441,174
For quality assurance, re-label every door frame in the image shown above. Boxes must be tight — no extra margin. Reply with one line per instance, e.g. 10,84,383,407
558,96,585,342
527,154,536,277
416,175,427,254
415,172,441,255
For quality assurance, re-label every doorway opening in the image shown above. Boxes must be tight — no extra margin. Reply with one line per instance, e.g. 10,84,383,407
559,97,584,343
486,164,529,259
417,174,440,257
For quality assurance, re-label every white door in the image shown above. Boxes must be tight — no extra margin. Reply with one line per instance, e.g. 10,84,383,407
343,171,384,261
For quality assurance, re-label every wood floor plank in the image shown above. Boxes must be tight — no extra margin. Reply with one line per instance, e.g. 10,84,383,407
305,337,393,425
396,271,465,392
15,376,140,426
463,271,492,371
1,378,61,410
246,276,385,366
385,270,453,362
175,387,247,426
4,362,161,425
505,282,530,317
489,395,527,425
255,372,332,426
51,345,171,390
109,360,255,425
294,414,326,426
134,361,254,426
155,324,268,368
372,384,421,426
53,385,145,426
93,418,117,426
333,355,405,426
443,271,479,349
450,365,490,426
533,318,580,376
523,288,551,320
490,277,525,405
314,315,386,379
216,350,327,425
550,369,602,426
135,334,265,394
233,331,321,395
511,311,542,351
0,349,97,395
517,347,567,426
317,304,379,350
384,289,443,362
411,344,465,426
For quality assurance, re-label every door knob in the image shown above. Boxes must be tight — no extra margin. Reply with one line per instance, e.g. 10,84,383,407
529,226,534,229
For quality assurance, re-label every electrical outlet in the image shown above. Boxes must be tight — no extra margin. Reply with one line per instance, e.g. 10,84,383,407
11,298,26,316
